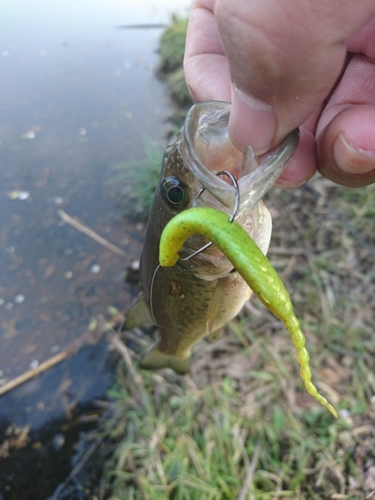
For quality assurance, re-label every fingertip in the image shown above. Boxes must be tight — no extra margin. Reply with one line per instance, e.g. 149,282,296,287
228,87,277,154
274,127,317,188
317,104,375,187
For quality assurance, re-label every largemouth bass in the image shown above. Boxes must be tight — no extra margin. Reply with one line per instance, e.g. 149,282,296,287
123,101,299,374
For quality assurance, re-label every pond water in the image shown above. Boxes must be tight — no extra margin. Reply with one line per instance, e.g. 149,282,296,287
0,0,190,497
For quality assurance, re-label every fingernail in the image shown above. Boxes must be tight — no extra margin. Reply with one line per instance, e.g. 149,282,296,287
229,87,277,154
274,178,307,189
333,133,375,175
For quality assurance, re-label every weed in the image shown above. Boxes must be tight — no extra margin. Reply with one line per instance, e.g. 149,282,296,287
158,17,191,107
110,140,163,220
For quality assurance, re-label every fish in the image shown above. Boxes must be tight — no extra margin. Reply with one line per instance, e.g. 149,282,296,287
159,206,337,417
123,101,299,375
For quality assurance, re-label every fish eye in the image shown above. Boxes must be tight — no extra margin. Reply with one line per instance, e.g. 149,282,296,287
161,176,189,209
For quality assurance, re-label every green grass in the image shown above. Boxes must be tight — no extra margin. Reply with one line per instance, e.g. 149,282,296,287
158,17,191,107
110,139,163,220
166,67,192,106
104,309,373,499
159,17,189,74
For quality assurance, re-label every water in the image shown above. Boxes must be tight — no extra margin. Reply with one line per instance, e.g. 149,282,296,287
0,0,190,497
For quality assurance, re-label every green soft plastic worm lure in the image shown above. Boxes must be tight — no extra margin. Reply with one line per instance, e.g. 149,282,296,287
159,206,337,418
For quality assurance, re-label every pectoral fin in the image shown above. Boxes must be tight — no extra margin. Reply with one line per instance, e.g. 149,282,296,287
140,346,190,375
122,293,154,330
207,327,223,342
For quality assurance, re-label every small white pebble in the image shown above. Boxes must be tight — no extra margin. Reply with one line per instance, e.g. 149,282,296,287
51,345,59,353
371,395,375,405
24,131,35,140
122,237,129,245
0,299,4,306
64,271,73,279
14,294,25,304
135,223,144,231
130,259,140,271
40,296,48,304
90,264,101,274
340,408,351,419
5,303,13,310
78,127,87,136
53,196,63,204
29,359,39,370
18,191,30,200
53,433,65,451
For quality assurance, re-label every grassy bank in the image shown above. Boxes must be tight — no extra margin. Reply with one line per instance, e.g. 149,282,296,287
158,17,191,107
102,181,375,499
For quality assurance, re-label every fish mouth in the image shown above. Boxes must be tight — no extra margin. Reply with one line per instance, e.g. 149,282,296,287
183,101,299,214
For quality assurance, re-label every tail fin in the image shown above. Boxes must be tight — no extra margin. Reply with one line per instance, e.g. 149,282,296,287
140,346,190,375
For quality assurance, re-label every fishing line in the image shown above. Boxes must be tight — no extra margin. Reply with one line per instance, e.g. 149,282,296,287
181,170,240,261
149,263,160,324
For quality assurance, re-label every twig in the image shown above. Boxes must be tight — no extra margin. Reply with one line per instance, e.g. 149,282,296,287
0,319,108,397
268,247,306,255
58,209,128,259
237,442,261,500
0,351,71,397
107,330,145,393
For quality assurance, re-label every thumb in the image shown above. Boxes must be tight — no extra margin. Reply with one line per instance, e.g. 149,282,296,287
214,0,375,153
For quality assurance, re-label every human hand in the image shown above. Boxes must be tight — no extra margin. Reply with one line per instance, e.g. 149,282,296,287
184,0,375,187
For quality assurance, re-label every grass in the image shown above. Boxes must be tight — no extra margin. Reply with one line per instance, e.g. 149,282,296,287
110,140,163,220
158,17,192,106
159,17,189,74
99,178,375,499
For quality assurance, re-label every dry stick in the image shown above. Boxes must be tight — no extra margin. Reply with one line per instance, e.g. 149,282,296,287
57,209,128,259
107,329,145,393
237,442,261,500
0,350,71,397
0,320,111,397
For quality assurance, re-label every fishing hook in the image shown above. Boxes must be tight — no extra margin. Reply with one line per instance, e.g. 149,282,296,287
181,170,240,261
